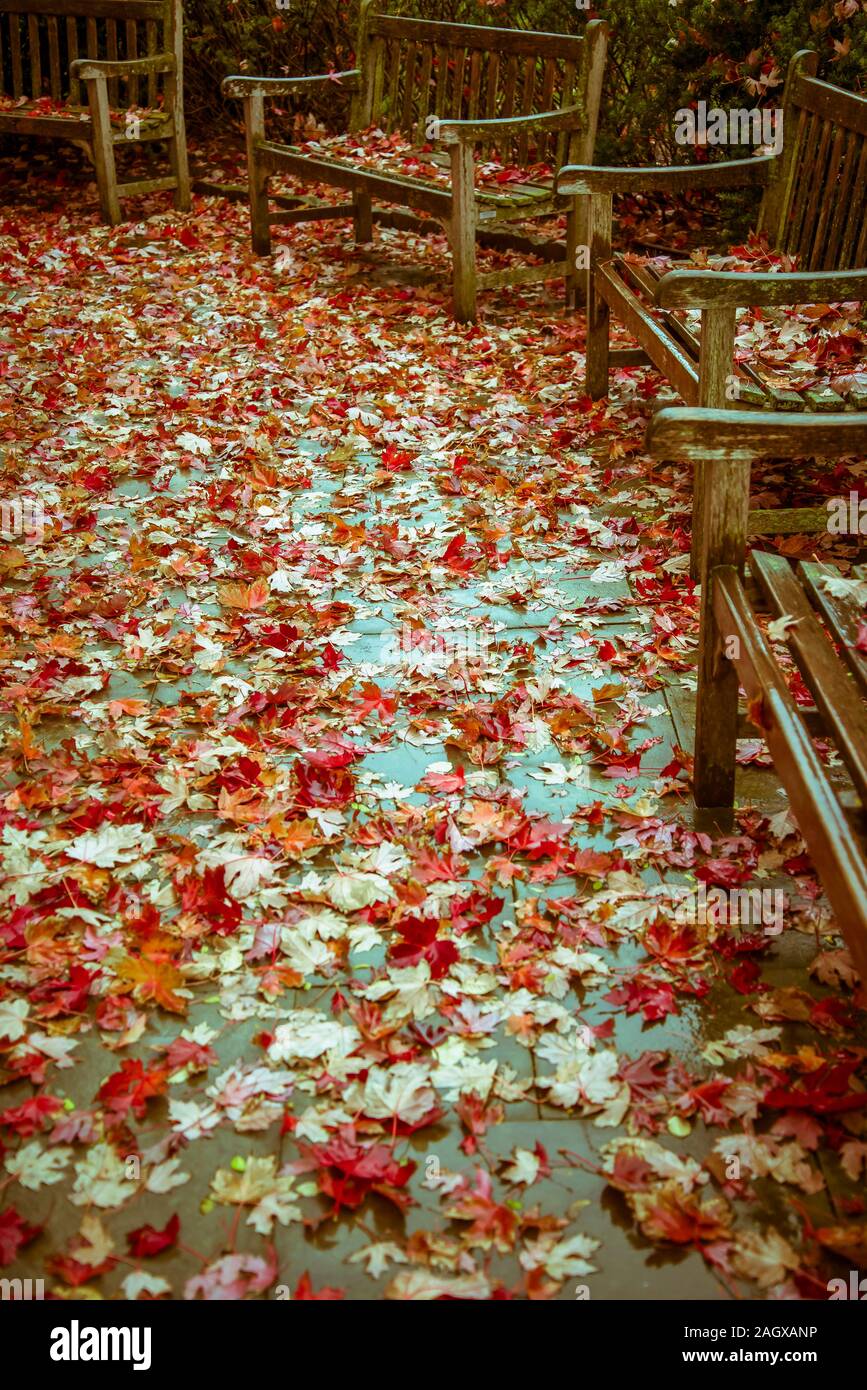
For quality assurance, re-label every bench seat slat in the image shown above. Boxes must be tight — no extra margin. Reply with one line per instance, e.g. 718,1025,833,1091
799,560,867,699
714,565,867,981
751,549,867,805
595,261,699,403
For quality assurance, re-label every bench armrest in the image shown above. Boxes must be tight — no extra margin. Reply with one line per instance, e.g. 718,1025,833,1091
647,407,867,462
222,70,360,99
71,54,175,81
436,105,585,147
555,154,776,197
657,267,867,309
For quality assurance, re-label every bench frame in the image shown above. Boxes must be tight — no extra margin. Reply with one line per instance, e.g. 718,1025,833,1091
557,52,867,574
0,0,189,224
648,407,867,983
223,5,608,322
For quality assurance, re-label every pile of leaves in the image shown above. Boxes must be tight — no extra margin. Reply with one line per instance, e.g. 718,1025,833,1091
0,148,866,1300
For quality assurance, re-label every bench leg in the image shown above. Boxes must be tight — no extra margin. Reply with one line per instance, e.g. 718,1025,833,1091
585,193,612,397
693,456,750,809
167,73,191,213
449,142,477,323
86,76,120,225
245,92,271,256
694,577,740,808
692,306,737,580
565,195,588,311
353,190,373,243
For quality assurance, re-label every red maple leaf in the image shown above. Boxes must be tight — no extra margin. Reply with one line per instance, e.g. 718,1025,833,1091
126,1213,180,1258
389,916,459,979
444,1168,519,1252
97,1059,169,1119
177,865,242,936
0,1206,41,1266
606,974,678,1023
0,1095,63,1138
292,1271,345,1299
292,759,356,808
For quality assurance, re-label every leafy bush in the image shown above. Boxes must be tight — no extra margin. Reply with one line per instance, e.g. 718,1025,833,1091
186,0,867,165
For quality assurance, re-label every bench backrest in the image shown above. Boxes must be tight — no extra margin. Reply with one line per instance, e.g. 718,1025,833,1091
0,0,177,110
353,6,606,170
761,50,867,271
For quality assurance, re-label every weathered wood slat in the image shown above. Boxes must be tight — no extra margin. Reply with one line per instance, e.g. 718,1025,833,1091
516,54,535,166
500,53,518,121
838,138,867,269
257,140,452,218
555,60,576,168
145,16,156,105
10,13,23,96
65,15,79,102
796,115,833,268
595,260,699,404
433,42,447,121
476,257,569,289
804,386,845,411
822,129,859,270
747,505,827,532
0,0,163,16
714,565,867,980
800,560,867,699
751,549,867,805
399,40,416,134
414,43,432,143
537,57,556,163
784,110,819,257
46,15,61,99
655,407,867,974
481,49,498,158
367,14,585,61
466,48,480,122
126,18,138,106
809,122,846,270
451,44,466,120
114,173,176,195
105,15,118,104
27,13,41,95
384,36,400,132
792,72,867,138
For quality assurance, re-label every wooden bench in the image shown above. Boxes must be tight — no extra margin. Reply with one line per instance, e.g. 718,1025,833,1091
557,49,867,410
0,0,189,224
558,51,867,579
648,407,867,982
222,4,608,322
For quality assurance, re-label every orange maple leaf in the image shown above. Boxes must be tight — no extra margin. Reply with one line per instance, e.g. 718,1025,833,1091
115,955,187,1014
218,579,270,610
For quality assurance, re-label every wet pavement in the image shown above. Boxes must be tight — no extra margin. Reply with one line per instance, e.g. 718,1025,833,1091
1,152,865,1301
